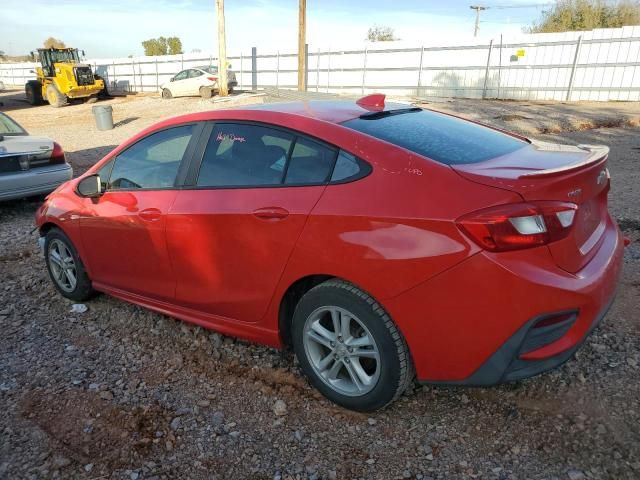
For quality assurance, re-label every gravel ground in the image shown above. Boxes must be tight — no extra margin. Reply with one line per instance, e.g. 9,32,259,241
1,90,639,479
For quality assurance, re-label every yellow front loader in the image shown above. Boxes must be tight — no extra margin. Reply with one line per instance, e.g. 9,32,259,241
25,48,108,107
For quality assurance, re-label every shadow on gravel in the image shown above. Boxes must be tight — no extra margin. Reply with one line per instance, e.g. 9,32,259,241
66,145,118,176
0,196,42,219
113,117,139,128
0,89,35,113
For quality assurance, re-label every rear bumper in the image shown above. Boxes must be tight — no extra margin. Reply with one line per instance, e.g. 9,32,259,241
385,215,624,384
0,164,72,201
420,293,615,386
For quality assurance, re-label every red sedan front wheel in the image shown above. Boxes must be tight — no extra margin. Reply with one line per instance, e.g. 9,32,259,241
44,228,95,302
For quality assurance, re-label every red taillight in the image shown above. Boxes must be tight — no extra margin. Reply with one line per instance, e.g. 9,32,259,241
51,142,65,164
457,201,578,252
207,76,218,82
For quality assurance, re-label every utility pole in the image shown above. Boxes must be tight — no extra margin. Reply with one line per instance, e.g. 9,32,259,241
216,0,228,96
298,0,306,91
470,5,486,37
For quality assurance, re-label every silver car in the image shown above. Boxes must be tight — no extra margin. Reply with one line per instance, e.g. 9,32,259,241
0,112,72,201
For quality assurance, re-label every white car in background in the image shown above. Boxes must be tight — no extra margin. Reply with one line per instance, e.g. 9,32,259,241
0,112,72,201
161,66,238,99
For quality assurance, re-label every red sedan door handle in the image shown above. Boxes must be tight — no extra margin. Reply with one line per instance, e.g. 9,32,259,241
139,208,162,222
252,207,289,220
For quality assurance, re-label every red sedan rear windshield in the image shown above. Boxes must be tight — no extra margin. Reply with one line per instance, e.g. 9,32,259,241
342,109,527,165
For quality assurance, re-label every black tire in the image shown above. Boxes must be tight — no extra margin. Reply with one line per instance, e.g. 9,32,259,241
45,84,66,108
25,81,43,105
199,86,213,99
162,88,173,99
291,279,414,411
44,228,95,302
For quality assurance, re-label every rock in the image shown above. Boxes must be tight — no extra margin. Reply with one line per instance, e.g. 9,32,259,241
130,472,139,480
426,454,434,461
367,417,377,425
99,390,114,400
70,304,88,313
210,333,223,348
211,411,225,426
461,394,470,404
567,469,586,480
84,464,94,472
51,454,71,469
170,417,182,431
273,399,287,416
197,399,211,407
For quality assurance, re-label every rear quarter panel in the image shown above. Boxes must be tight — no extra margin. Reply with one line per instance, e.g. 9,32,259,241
262,130,523,332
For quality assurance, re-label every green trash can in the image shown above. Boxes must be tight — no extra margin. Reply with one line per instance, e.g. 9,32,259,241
92,105,114,131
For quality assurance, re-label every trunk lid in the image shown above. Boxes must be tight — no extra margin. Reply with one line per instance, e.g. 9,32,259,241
453,140,611,273
0,136,55,173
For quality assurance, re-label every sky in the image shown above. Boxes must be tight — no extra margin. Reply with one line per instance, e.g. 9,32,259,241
0,0,553,58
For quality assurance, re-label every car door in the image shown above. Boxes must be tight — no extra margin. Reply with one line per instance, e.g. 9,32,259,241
79,123,199,301
186,69,205,95
170,70,190,96
166,122,338,323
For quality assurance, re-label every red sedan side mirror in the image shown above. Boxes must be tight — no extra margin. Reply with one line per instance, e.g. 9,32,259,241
76,174,102,198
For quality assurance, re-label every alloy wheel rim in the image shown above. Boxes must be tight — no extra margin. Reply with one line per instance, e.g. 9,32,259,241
303,306,381,397
48,239,77,293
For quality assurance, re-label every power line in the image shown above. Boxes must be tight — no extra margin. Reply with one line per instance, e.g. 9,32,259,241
490,3,553,9
468,3,552,35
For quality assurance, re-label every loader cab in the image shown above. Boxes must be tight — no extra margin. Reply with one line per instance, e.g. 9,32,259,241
37,48,81,77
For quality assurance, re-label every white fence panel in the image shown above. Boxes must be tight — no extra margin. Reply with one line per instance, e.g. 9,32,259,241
1,26,638,101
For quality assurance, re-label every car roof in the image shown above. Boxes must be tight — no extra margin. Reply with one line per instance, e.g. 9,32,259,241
233,98,413,124
131,96,413,145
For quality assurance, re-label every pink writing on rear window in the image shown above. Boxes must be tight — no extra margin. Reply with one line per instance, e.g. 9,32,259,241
217,132,246,143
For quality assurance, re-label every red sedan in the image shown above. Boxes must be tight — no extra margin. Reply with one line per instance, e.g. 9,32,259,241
35,95,624,411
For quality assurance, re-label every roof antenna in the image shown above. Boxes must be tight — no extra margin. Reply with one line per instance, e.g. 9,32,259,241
356,93,385,111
